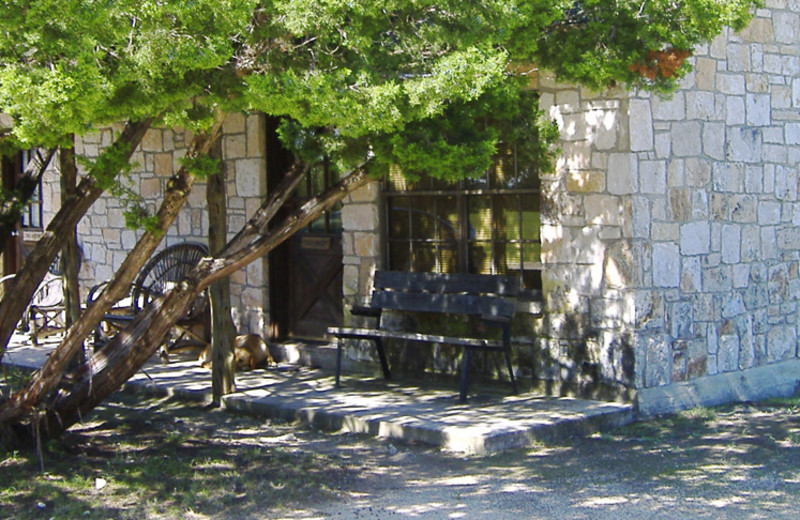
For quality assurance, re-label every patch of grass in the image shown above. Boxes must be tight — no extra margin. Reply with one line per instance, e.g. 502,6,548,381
0,365,32,396
0,393,352,519
614,406,718,443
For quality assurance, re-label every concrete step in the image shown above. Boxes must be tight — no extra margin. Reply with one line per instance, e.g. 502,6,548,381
3,336,636,456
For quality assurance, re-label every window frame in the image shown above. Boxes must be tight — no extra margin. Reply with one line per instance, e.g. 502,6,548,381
383,147,542,288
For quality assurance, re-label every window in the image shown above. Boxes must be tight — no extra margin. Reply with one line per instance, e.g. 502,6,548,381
384,146,542,289
297,158,343,234
19,150,43,230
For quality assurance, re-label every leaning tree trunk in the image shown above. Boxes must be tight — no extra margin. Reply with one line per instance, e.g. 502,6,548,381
15,166,371,444
0,119,223,427
0,120,152,361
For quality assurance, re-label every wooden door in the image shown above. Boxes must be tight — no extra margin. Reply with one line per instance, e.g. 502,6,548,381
286,230,343,338
266,118,343,340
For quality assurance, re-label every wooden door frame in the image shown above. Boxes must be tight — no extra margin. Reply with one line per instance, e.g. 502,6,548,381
266,117,293,341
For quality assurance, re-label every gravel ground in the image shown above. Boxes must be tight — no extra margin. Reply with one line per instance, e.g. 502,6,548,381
276,403,800,519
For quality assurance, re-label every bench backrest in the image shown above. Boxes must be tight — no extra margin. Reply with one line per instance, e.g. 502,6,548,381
370,271,520,322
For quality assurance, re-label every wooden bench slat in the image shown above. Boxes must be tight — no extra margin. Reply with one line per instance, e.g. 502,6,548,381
328,326,505,349
374,271,520,296
369,291,516,320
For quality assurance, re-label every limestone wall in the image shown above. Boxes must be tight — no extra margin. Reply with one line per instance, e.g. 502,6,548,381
536,78,637,397
632,4,800,413
39,113,270,336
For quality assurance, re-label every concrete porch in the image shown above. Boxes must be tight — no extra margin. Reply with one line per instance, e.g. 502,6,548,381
2,334,635,456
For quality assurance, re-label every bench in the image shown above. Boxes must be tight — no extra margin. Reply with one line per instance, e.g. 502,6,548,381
328,270,532,401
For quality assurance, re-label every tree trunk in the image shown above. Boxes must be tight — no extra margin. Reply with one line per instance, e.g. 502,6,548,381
0,118,223,425
4,166,372,445
207,135,236,404
59,140,83,368
0,120,151,361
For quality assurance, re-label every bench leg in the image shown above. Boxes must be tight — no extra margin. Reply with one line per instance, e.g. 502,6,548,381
459,348,471,402
375,338,391,380
503,327,517,394
335,337,343,388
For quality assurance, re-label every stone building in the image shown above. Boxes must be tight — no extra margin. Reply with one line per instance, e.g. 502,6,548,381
8,3,800,416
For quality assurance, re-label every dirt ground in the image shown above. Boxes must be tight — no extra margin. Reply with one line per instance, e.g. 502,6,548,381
2,392,800,519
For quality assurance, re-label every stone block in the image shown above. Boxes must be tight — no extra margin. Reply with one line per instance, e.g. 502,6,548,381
652,93,686,121
607,153,637,194
727,44,752,72
354,232,378,257
586,194,624,226
725,127,763,163
566,170,605,193
645,336,672,387
223,112,246,134
234,159,264,198
653,243,680,288
746,93,772,126
348,181,380,203
718,335,740,372
694,57,717,91
246,114,264,158
224,133,247,160
154,153,173,177
681,256,702,292
742,225,764,262
721,224,741,264
773,11,800,44
671,122,702,157
759,200,782,224
733,264,751,289
586,109,619,150
668,301,694,339
632,196,650,238
681,221,710,256
726,96,746,126
739,16,775,43
775,165,799,201
669,188,691,221
730,195,758,223
342,203,379,231
767,325,797,362
704,265,732,292
639,161,667,194
141,130,163,152
685,158,712,187
687,91,722,121
702,123,726,160
629,99,654,151
713,162,746,192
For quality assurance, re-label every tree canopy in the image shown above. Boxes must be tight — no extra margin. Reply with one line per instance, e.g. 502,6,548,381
0,0,757,180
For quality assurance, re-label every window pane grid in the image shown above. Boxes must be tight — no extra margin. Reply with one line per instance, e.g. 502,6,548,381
384,148,542,288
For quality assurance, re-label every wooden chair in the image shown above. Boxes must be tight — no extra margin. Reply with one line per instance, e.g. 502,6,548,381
1,254,75,345
89,242,210,350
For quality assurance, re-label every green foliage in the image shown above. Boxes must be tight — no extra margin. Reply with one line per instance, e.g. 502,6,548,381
536,0,757,92
0,0,758,187
178,154,221,181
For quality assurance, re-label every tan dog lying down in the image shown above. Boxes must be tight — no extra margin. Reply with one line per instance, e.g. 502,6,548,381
198,334,274,371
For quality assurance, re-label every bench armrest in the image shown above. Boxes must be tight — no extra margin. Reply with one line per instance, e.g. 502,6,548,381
350,305,382,318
